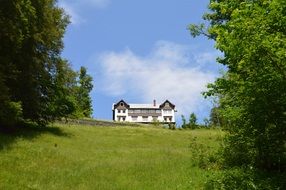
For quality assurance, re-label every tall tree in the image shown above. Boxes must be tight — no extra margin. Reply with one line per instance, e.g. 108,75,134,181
77,66,93,118
209,107,223,127
190,0,286,172
0,0,71,126
50,59,78,119
181,115,187,129
189,112,197,129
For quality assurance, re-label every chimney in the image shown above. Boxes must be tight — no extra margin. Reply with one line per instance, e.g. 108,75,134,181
153,99,156,107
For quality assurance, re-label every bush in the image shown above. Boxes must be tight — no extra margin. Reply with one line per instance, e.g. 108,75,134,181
205,168,286,190
151,120,161,127
0,101,23,127
168,123,176,130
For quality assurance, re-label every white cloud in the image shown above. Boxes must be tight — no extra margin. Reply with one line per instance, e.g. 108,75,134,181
58,0,110,25
83,0,110,8
194,52,219,67
92,41,220,120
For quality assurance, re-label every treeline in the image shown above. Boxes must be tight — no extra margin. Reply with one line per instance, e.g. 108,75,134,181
180,108,222,129
181,113,198,129
189,0,286,189
0,0,93,127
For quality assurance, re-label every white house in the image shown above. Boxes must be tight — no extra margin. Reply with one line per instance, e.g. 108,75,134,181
112,100,176,123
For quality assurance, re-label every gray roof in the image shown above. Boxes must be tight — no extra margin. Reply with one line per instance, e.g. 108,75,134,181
129,104,160,109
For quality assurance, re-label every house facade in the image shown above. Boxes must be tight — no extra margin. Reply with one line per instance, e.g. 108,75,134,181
112,100,176,123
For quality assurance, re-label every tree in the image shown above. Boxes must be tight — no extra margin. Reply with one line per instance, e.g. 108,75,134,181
190,0,286,172
181,115,187,129
209,107,223,127
76,66,93,118
51,59,78,119
189,112,197,129
203,118,210,128
0,0,71,126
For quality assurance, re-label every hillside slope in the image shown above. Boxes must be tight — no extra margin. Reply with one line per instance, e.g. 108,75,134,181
0,124,223,190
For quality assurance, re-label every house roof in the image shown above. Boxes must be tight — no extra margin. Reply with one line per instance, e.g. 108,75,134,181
159,100,175,109
113,99,175,110
129,104,160,109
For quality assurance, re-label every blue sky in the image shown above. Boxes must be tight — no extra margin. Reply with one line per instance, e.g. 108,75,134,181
58,0,223,124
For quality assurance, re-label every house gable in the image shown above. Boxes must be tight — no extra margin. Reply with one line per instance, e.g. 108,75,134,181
113,100,129,110
159,100,175,110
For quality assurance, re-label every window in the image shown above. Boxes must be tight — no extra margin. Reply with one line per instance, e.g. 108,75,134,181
156,110,161,113
118,110,121,113
132,116,137,121
122,117,126,121
134,109,141,113
120,102,124,106
123,110,126,113
164,117,172,122
128,110,134,113
142,109,147,113
163,110,172,114
149,109,155,113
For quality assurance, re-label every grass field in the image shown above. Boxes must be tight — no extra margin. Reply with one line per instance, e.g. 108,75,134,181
0,123,223,190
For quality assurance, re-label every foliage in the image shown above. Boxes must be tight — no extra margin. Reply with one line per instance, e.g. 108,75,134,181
209,107,223,127
181,113,199,129
205,168,286,190
168,123,176,130
181,115,187,129
191,0,286,174
190,0,286,189
203,118,210,128
76,66,93,118
151,119,161,127
0,101,23,127
189,112,197,129
0,0,70,126
0,1,94,126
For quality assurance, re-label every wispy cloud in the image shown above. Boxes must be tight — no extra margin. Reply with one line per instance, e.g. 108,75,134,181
91,41,220,120
83,0,110,8
58,0,110,25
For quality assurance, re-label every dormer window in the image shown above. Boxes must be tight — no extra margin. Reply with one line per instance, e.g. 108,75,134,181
120,102,124,106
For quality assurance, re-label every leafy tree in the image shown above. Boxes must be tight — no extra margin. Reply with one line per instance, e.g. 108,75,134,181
190,0,286,173
209,106,223,127
50,59,78,119
76,66,93,118
0,0,71,126
181,115,187,129
189,112,197,129
203,118,210,128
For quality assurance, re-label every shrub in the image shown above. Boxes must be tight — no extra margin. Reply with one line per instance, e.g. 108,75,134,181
205,168,286,190
0,101,23,127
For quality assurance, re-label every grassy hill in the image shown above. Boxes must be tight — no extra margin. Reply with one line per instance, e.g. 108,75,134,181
0,123,223,190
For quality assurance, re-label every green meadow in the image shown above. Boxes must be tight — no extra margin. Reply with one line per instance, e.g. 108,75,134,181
0,124,223,190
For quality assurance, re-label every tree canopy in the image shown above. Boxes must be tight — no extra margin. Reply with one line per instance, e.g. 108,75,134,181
0,0,94,126
190,0,286,173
